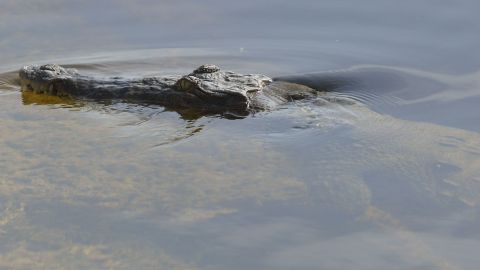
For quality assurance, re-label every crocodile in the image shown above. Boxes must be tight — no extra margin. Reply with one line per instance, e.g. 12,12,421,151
19,64,319,115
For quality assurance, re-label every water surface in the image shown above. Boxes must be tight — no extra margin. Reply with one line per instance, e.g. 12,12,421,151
1,1,480,269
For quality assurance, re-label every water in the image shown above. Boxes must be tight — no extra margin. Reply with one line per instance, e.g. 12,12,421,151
1,1,480,269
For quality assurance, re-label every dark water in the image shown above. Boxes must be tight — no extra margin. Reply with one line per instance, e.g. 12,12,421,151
1,1,480,269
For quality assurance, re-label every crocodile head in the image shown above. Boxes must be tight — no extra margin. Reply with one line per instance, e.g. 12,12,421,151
19,64,78,96
174,64,272,111
18,64,273,115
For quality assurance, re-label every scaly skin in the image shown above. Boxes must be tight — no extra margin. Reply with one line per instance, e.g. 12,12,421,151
19,64,318,114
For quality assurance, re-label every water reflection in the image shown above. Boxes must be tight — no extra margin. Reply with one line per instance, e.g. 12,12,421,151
21,91,77,107
3,0,480,259
1,56,480,268
1,78,480,270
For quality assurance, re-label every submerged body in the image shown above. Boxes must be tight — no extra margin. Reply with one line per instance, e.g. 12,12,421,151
19,64,318,115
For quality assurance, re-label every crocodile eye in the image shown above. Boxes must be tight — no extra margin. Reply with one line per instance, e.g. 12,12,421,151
179,79,192,91
176,77,199,91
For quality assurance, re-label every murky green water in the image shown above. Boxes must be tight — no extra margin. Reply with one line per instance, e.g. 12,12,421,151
1,1,480,269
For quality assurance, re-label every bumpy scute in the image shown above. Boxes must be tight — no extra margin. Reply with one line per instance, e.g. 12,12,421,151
192,64,220,74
